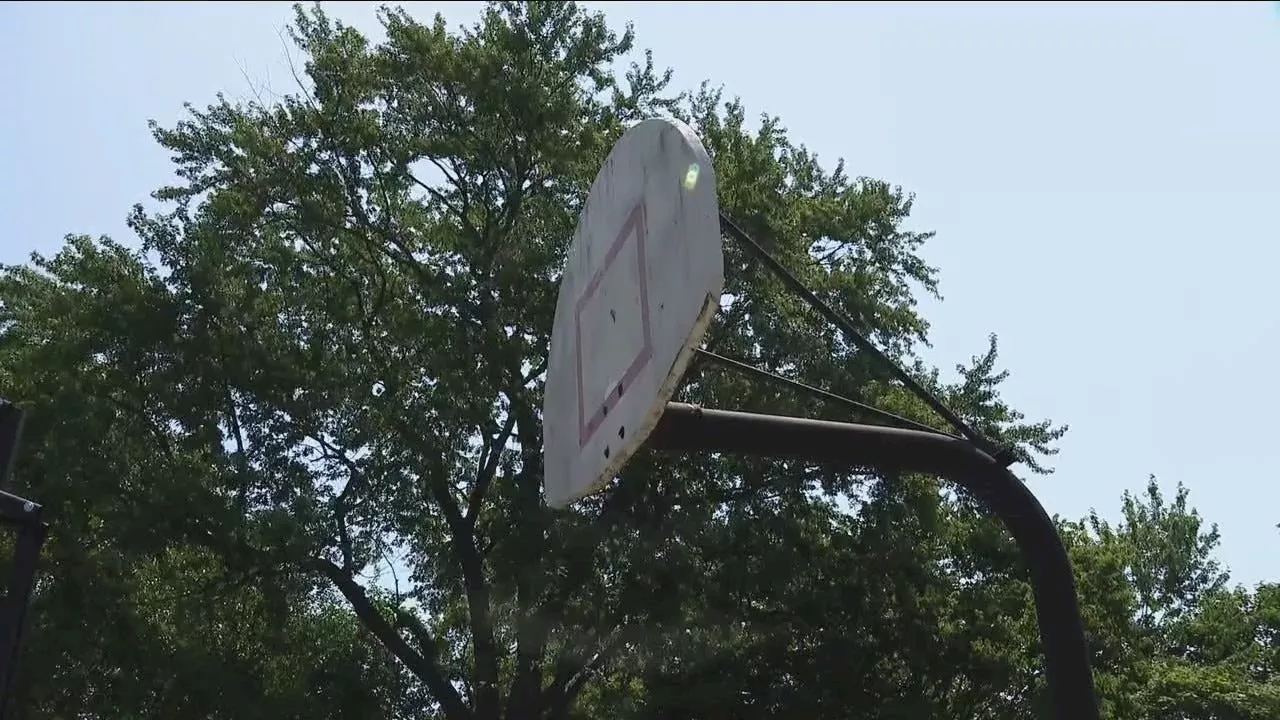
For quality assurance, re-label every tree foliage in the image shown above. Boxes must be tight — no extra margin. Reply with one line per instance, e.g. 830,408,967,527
0,3,1273,719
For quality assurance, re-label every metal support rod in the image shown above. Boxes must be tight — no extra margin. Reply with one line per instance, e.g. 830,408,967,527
693,348,952,436
648,402,1100,720
718,214,1018,468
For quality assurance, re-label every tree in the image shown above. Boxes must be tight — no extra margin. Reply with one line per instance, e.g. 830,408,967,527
1,2,1071,718
1058,477,1280,720
1136,583,1280,719
1104,476,1228,631
0,237,411,719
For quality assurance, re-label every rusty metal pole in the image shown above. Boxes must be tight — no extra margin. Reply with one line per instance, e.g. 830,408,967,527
648,403,1100,720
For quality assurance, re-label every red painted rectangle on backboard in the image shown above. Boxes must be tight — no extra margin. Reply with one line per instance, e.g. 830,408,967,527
574,201,654,449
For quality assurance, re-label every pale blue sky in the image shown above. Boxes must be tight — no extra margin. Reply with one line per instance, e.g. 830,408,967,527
2,2,1277,586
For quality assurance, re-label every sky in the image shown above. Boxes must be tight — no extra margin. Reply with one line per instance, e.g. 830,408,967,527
1,1,1277,586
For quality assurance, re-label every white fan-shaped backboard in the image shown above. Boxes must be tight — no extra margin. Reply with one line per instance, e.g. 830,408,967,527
543,118,723,508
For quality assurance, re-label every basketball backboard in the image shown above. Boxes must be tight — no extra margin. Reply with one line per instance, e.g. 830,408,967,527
536,118,1100,720
542,118,723,508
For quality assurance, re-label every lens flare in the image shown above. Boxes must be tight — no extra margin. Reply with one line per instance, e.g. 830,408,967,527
683,163,700,191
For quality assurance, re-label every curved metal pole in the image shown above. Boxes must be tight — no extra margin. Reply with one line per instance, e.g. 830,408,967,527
648,402,1100,720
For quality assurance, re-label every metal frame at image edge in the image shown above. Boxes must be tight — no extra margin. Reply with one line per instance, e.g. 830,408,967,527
0,402,47,720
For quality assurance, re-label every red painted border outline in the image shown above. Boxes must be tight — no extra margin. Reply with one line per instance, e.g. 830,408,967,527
574,202,654,449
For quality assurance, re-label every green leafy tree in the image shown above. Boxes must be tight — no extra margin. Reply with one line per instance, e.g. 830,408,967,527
1102,476,1228,630
1,3,1074,719
0,238,411,719
1135,581,1280,720
1064,477,1278,720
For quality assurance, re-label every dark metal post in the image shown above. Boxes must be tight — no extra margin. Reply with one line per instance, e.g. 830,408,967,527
0,498,43,716
648,403,1100,720
0,405,23,491
0,402,46,719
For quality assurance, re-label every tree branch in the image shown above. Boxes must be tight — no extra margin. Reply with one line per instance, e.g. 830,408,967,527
309,434,370,572
316,126,504,718
406,165,466,225
522,356,548,386
391,414,504,720
467,409,517,527
438,477,503,720
544,625,637,719
505,385,551,719
220,379,252,513
308,557,472,720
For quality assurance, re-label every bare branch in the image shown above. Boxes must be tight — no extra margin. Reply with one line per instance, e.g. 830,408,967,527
388,414,503,720
406,166,465,222
308,557,472,720
467,409,517,526
544,625,637,719
522,356,548,386
506,388,550,716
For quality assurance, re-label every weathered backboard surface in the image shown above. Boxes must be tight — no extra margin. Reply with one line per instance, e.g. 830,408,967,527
543,118,723,508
